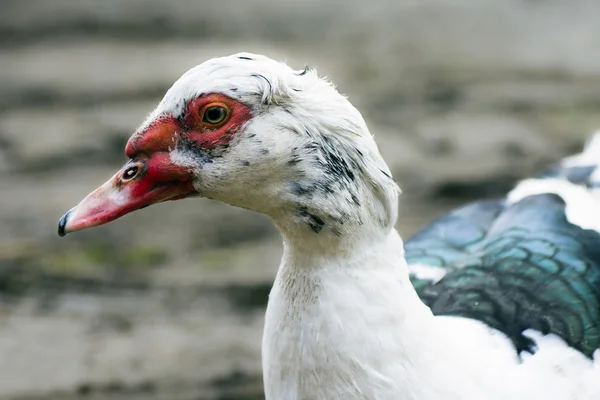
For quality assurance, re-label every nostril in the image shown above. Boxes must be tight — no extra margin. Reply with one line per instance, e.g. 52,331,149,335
122,165,139,181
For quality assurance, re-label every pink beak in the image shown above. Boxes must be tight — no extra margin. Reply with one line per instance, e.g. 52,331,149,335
58,155,195,236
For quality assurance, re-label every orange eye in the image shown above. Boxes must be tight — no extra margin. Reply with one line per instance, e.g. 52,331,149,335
200,103,230,128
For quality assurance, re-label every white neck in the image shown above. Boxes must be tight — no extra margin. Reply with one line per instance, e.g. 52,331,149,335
262,219,504,400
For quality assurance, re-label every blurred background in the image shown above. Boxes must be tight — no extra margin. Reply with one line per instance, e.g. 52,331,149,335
1,0,600,399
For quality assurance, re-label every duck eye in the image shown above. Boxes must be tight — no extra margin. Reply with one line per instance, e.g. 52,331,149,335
202,106,228,125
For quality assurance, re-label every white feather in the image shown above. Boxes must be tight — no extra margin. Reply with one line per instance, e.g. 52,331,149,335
508,179,600,233
562,131,600,168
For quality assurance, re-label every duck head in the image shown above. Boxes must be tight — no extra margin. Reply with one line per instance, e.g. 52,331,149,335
59,53,398,246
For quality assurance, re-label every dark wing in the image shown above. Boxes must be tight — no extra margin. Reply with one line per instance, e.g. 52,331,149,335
405,199,505,292
409,194,600,358
406,133,600,287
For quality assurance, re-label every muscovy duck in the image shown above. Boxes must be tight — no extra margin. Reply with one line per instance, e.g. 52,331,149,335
58,53,600,400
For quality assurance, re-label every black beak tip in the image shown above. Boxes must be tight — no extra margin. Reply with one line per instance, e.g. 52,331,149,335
58,210,71,237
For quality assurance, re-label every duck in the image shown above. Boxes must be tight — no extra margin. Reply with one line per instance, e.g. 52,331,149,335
58,53,600,400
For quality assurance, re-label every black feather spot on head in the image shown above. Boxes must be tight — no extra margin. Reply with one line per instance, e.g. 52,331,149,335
320,136,356,183
260,148,269,155
252,74,272,105
304,141,320,153
238,56,253,60
330,226,342,237
296,65,310,76
291,182,313,197
298,206,325,233
287,155,301,166
316,181,334,194
176,135,214,163
379,168,392,179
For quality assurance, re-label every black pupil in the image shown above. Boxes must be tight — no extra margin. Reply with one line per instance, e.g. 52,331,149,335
124,166,138,180
204,107,225,124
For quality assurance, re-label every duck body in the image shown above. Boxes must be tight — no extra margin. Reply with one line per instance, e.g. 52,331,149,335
58,53,600,399
264,197,600,400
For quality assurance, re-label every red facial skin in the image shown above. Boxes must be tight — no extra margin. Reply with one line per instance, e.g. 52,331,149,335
58,94,252,236
126,94,252,155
